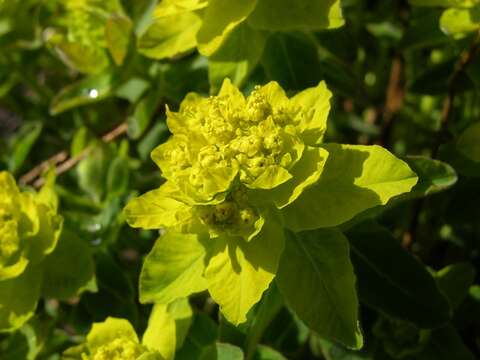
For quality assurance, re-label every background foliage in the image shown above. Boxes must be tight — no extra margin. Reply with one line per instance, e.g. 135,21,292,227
1,0,480,359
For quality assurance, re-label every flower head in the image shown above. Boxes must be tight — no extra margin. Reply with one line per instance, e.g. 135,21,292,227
71,317,160,360
124,79,418,328
126,79,333,244
152,79,330,204
0,171,62,281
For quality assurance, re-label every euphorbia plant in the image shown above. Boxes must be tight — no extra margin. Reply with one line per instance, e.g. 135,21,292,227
124,79,418,348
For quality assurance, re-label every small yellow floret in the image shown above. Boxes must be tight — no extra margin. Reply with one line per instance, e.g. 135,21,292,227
92,338,145,360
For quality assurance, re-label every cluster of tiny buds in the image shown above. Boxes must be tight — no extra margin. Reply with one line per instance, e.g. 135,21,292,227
0,207,18,261
90,338,144,360
197,188,257,233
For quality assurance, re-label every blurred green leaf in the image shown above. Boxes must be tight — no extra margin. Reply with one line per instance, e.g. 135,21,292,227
41,229,95,300
253,345,287,360
261,33,322,91
347,222,451,328
127,90,162,139
8,121,42,173
50,72,120,115
457,121,480,162
404,156,458,197
248,0,344,31
201,343,244,360
208,22,266,93
434,263,475,310
105,14,133,66
176,314,219,360
440,7,480,37
138,6,202,60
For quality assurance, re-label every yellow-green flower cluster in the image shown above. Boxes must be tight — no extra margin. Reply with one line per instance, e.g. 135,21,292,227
0,171,62,282
0,171,63,332
125,79,418,326
64,317,164,360
126,79,331,242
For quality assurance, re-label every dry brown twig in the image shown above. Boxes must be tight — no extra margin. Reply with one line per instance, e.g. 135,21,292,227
20,122,128,188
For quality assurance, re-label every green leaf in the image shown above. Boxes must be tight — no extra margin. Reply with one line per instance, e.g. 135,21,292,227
105,14,132,65
8,122,42,173
106,156,130,196
254,345,287,360
434,263,475,310
276,229,363,349
245,285,284,359
438,142,480,177
77,143,113,202
143,299,193,360
204,220,285,325
282,144,418,231
41,229,95,301
418,325,475,360
0,264,43,332
127,90,163,139
208,22,266,93
138,9,202,59
176,314,218,360
0,323,40,360
140,232,209,304
201,343,244,360
404,156,458,197
248,0,344,31
50,72,119,115
51,41,109,75
310,335,371,360
457,121,480,163
197,0,257,56
440,7,480,37
124,182,192,230
409,0,479,6
347,223,451,328
261,33,322,91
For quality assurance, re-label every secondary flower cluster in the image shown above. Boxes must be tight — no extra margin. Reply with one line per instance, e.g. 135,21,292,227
63,317,164,360
0,172,62,281
0,171,63,331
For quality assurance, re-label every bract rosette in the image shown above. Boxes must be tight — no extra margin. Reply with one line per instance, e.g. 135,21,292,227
124,79,418,326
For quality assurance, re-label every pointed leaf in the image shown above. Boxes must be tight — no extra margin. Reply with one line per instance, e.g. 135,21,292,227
197,0,257,56
140,232,209,304
0,265,43,332
205,221,284,325
347,223,451,328
143,299,193,360
248,0,344,31
282,144,418,231
276,228,363,349
457,121,480,163
41,229,95,300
